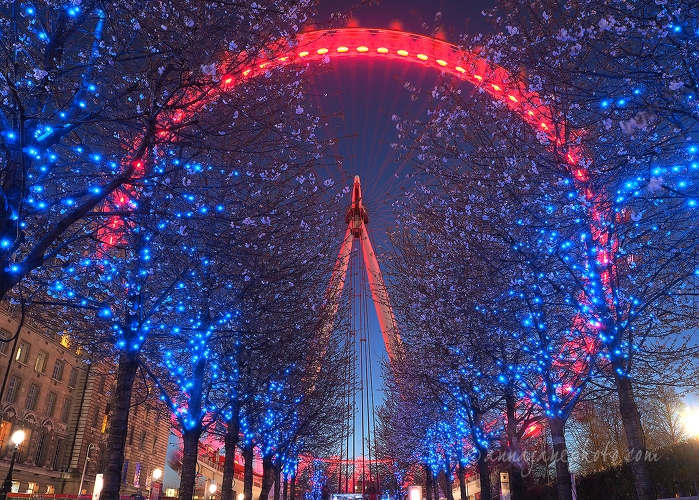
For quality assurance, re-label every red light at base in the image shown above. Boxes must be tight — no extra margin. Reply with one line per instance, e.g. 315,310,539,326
436,59,447,66
317,48,328,54
397,50,408,56
357,46,368,52
416,53,428,61
377,47,389,53
337,46,349,53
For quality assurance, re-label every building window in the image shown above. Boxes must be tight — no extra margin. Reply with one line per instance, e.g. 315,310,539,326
35,350,48,373
97,375,106,393
25,383,40,410
68,368,78,388
34,433,46,466
133,462,141,488
122,459,129,484
52,360,65,381
151,436,158,454
0,329,10,355
59,398,72,423
15,341,30,364
139,430,147,450
92,409,101,429
44,391,57,417
51,438,63,470
5,375,21,403
128,426,134,445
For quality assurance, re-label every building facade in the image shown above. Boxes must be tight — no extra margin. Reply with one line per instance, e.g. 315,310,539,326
0,305,170,498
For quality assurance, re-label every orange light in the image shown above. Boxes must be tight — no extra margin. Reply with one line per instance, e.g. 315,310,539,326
473,75,483,81
317,48,328,54
337,46,349,53
357,46,368,52
508,95,518,102
242,69,251,76
436,59,447,66
540,122,549,130
278,56,288,62
377,47,389,53
299,51,309,57
492,84,502,91
397,50,409,56
527,110,534,116
259,62,268,68
416,54,428,60
223,76,234,85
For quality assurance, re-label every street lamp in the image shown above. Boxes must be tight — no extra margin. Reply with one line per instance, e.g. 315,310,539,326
209,484,217,500
1,430,26,499
77,443,95,500
148,468,163,500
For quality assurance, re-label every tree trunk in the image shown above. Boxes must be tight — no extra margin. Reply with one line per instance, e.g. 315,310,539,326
510,463,525,500
613,365,656,500
457,462,468,500
425,465,433,500
547,417,572,500
259,454,274,500
432,470,439,500
290,475,296,500
283,476,288,500
100,351,139,500
222,417,240,500
504,391,525,500
244,441,254,500
180,427,204,500
273,462,281,500
437,470,453,500
475,447,491,500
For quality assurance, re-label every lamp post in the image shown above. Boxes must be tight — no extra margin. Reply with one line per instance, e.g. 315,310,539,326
148,468,163,500
1,430,26,500
77,443,95,500
209,483,217,500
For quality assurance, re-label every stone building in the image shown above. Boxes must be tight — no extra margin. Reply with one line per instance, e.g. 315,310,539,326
0,305,170,498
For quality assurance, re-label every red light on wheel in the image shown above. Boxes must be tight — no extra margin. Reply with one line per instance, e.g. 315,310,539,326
377,47,389,53
416,54,428,61
357,46,369,52
436,59,447,66
337,46,349,53
397,50,408,56
317,48,328,54
299,51,309,57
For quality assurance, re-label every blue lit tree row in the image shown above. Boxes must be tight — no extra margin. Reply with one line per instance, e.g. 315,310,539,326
380,0,699,499
0,3,351,500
